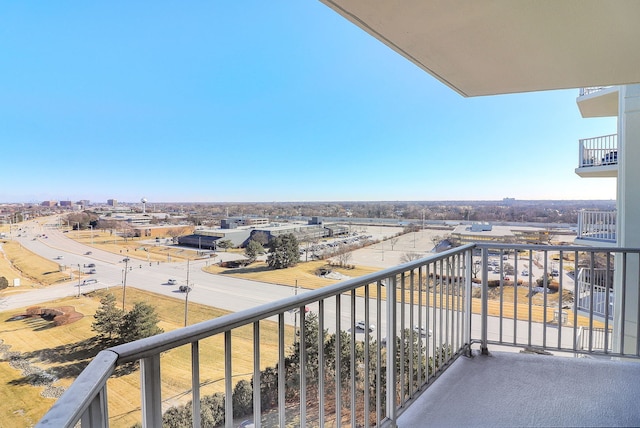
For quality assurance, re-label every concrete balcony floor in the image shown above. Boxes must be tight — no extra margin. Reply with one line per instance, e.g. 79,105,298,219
398,349,640,427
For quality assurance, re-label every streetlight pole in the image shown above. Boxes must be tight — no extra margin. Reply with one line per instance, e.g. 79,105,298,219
122,257,130,311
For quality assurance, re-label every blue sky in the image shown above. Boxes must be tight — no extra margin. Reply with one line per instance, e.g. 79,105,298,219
0,2,617,204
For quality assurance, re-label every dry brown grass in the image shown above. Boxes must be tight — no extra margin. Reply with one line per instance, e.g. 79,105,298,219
0,240,69,287
0,287,292,427
204,260,380,289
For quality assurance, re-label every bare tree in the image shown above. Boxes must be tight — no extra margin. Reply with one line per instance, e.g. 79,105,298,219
336,251,353,267
389,237,399,250
400,252,423,263
471,261,481,279
166,227,190,241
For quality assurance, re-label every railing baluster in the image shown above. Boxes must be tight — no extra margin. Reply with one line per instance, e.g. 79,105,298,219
141,354,162,428
318,300,325,428
192,341,201,428
386,276,397,424
253,323,261,428
376,280,382,426
81,386,108,428
417,267,423,385
278,313,286,428
300,306,307,428
335,294,341,427
364,284,371,428
400,272,406,402
408,270,415,398
481,247,489,354
350,290,356,428
224,331,233,428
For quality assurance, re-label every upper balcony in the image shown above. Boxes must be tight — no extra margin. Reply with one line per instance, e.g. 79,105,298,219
575,134,618,178
577,86,619,118
38,244,640,428
575,209,617,246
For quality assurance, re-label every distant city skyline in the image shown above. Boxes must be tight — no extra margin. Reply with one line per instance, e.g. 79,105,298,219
1,2,617,203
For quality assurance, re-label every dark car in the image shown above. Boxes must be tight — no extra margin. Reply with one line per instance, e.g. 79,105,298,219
179,285,191,293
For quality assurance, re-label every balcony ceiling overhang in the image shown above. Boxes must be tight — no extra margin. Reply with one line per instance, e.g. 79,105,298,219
319,0,640,97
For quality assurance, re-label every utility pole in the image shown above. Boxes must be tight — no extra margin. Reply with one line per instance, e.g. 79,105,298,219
122,257,130,311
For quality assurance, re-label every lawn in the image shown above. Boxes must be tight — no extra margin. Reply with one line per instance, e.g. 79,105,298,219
0,287,291,427
204,259,382,290
0,240,69,287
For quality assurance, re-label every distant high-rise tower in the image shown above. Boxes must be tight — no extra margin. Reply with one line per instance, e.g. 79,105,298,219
107,199,118,207
141,197,148,214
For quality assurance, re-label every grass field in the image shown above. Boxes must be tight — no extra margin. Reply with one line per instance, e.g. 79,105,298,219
0,240,69,288
0,287,292,427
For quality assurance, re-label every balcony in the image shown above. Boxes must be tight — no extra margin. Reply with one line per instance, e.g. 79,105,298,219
577,86,619,118
38,244,640,427
575,134,618,178
575,209,617,245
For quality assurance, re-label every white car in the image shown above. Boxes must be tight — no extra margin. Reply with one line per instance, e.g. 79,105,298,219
168,279,177,285
356,321,375,332
522,270,529,276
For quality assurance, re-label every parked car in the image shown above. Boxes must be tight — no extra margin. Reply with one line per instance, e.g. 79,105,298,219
168,278,177,285
86,263,96,268
356,320,375,332
522,270,529,276
88,269,97,274
85,251,92,255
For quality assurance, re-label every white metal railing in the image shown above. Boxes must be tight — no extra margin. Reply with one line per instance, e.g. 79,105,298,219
578,134,618,168
576,210,617,243
37,244,640,427
579,86,612,96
